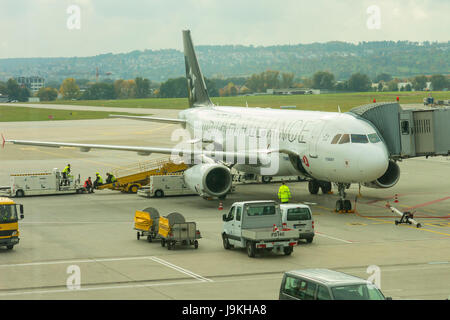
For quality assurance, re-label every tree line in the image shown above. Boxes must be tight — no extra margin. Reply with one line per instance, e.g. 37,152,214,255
2,72,447,102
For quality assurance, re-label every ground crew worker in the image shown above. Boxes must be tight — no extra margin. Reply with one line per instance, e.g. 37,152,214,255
106,173,117,184
61,164,71,186
84,177,94,193
94,172,103,189
278,181,291,203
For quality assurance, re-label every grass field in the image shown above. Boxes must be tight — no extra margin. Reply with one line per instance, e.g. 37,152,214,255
0,105,142,122
37,91,450,112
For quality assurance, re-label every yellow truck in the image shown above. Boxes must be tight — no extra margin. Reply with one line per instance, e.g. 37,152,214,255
0,197,24,250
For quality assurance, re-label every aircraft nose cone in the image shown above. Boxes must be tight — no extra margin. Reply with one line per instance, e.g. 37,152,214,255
358,148,389,181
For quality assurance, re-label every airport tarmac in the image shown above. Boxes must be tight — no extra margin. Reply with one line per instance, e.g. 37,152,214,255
0,115,449,300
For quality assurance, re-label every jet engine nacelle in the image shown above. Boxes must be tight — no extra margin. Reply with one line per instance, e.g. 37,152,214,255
363,160,400,189
183,163,232,198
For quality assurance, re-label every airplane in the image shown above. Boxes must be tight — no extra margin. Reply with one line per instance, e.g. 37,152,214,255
5,30,400,211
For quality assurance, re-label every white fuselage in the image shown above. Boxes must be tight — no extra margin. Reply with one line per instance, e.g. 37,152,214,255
179,106,389,184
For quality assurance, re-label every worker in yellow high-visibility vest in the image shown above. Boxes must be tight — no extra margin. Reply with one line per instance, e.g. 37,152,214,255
61,164,71,186
278,181,291,203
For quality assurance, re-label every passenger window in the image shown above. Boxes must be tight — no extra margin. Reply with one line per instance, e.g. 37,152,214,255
287,207,311,221
303,281,317,300
283,276,303,299
331,134,341,144
338,134,350,144
236,207,241,221
227,207,235,221
317,285,331,300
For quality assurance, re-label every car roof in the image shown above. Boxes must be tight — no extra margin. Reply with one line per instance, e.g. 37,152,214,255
234,200,277,205
285,269,369,286
280,203,311,209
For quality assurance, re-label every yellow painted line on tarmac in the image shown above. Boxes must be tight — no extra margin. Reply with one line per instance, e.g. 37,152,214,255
399,204,437,214
362,216,450,237
320,202,450,237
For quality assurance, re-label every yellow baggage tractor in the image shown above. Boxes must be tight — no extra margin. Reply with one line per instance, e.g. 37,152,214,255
134,207,161,242
158,212,202,250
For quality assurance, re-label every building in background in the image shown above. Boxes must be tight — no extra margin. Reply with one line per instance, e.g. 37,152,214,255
0,94,9,102
15,76,45,93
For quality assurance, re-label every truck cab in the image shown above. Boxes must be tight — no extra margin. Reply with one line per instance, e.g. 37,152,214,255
222,201,298,257
0,197,24,250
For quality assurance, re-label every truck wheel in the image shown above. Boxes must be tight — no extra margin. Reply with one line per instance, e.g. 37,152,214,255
262,176,272,184
284,246,293,256
306,237,313,243
194,240,198,249
222,234,231,250
137,232,140,240
6,245,14,250
16,190,25,197
155,190,164,198
246,241,256,258
161,239,166,247
129,185,139,193
147,235,153,243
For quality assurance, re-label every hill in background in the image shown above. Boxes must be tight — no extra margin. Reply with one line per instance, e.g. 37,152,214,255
0,41,448,82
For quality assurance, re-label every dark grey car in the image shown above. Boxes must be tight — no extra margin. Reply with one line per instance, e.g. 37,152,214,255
279,269,389,300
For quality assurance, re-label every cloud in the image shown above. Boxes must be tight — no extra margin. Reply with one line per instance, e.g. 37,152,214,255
0,0,448,58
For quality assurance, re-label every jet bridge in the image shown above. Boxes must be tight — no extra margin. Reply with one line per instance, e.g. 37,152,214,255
348,102,450,160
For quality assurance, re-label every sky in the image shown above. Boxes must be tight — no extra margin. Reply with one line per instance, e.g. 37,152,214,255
0,0,449,58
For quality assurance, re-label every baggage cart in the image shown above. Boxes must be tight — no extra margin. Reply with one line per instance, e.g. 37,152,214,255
158,212,202,250
134,207,161,242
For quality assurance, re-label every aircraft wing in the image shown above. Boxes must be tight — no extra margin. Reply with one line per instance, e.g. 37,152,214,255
5,138,282,162
109,114,186,124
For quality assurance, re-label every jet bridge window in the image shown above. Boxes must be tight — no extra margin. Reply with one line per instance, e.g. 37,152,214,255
331,134,342,144
350,134,369,143
368,133,381,143
338,134,350,144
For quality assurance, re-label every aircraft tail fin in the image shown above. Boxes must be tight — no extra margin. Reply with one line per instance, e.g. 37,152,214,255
183,30,213,108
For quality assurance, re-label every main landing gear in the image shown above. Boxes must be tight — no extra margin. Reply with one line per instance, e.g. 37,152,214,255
335,183,352,212
308,180,332,195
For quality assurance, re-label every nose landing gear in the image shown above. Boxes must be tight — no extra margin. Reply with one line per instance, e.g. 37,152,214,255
335,183,352,212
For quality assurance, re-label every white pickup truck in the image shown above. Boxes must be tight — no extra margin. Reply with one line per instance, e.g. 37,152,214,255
221,201,298,257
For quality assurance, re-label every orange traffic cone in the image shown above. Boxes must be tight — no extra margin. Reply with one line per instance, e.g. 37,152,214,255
218,201,223,210
394,194,399,203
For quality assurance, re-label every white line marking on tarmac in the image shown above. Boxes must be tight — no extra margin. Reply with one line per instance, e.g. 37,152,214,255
150,257,213,283
0,280,202,297
0,256,152,268
21,222,130,224
315,232,353,244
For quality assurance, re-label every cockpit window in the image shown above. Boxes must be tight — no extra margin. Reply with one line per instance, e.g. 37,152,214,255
351,134,369,143
368,133,381,143
331,134,342,144
338,134,350,144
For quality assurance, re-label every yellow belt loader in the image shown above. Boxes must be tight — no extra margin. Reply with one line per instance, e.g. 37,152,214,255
98,158,188,193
